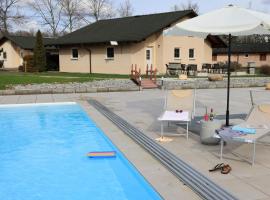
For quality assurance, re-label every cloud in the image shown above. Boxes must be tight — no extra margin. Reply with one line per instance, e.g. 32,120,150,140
262,0,270,4
14,19,41,32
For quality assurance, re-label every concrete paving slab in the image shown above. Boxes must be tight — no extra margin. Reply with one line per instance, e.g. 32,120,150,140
79,100,200,200
2,88,270,199
0,95,20,104
17,95,37,104
82,88,270,199
36,94,54,103
217,178,269,200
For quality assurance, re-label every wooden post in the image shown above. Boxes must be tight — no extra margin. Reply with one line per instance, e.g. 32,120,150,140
154,68,157,83
139,68,141,85
150,64,153,80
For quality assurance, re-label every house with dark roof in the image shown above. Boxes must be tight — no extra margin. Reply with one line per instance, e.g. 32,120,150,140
0,33,57,69
213,41,270,67
55,10,223,74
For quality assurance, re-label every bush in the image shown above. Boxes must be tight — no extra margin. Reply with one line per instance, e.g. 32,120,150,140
260,65,270,75
23,55,37,72
18,65,24,72
216,61,242,72
230,62,242,72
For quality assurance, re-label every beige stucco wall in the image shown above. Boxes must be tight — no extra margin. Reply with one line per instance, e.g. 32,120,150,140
215,53,270,67
59,14,214,75
59,34,214,75
59,45,132,74
159,36,212,74
0,41,20,69
0,40,32,69
130,34,160,74
92,45,132,74
59,15,215,75
59,47,91,73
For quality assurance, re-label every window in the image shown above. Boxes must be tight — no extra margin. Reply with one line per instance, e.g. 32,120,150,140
146,49,150,60
189,49,195,59
244,54,249,58
71,48,78,59
212,54,217,61
3,52,7,59
107,47,114,59
174,48,180,59
260,54,267,61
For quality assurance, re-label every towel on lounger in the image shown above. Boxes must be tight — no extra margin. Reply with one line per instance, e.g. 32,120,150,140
232,126,256,134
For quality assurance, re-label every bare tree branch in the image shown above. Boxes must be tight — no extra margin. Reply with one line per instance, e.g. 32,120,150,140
172,0,199,14
60,0,84,32
0,0,25,32
171,4,180,12
181,0,199,13
29,0,63,37
83,0,115,22
118,0,133,17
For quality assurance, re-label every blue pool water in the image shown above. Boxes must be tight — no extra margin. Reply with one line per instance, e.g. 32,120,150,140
0,103,162,200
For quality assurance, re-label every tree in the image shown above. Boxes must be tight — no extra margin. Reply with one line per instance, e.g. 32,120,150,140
84,0,115,22
118,0,133,17
61,0,84,32
171,4,180,11
172,0,199,14
181,0,199,13
0,0,24,32
33,30,47,72
30,0,63,37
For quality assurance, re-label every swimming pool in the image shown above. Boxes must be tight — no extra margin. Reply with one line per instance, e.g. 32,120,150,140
0,103,162,200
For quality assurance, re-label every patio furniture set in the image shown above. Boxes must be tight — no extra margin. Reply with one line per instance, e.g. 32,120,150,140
166,63,197,76
166,62,228,76
158,89,270,166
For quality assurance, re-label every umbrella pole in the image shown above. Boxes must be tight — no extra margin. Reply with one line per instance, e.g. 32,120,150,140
226,34,232,127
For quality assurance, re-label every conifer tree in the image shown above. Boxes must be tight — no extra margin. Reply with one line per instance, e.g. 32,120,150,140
33,30,47,72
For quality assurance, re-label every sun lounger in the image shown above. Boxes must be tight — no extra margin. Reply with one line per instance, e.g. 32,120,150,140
158,89,196,140
216,103,270,165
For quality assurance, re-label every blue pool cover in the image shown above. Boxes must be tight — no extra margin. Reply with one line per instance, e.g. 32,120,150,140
0,103,162,200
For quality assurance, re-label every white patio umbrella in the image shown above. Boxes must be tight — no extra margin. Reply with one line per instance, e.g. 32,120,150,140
164,5,270,126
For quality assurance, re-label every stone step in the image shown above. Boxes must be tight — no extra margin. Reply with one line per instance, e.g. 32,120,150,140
141,79,158,89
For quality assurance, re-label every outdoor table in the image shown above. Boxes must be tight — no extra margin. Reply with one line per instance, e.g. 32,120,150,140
214,127,260,166
158,111,189,140
200,119,221,145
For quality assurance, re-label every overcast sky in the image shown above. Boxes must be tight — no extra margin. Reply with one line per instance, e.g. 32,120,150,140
128,0,270,14
19,0,270,32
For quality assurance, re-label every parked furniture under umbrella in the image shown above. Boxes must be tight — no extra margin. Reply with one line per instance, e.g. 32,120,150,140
164,4,270,126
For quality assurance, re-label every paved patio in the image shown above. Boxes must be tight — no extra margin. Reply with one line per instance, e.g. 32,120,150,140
1,88,270,200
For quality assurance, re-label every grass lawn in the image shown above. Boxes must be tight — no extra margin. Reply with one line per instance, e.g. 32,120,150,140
0,72,130,90
0,71,268,90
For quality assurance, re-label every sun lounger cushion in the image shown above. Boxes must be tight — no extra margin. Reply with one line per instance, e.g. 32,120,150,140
258,104,270,114
232,126,256,134
217,128,247,139
171,90,192,98
266,83,270,90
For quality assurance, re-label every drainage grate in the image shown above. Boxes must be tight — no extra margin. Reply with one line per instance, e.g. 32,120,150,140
88,99,238,200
